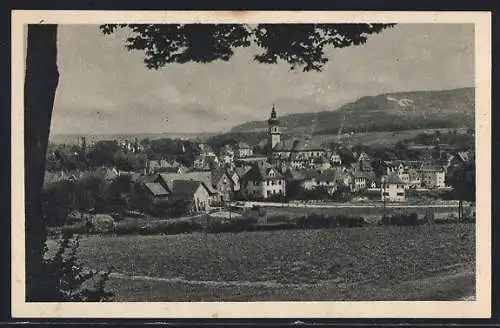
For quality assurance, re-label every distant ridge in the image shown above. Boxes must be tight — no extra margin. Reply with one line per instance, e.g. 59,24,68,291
49,132,219,145
230,87,475,135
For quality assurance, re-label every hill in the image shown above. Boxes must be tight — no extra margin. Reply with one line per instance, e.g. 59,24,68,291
230,87,475,135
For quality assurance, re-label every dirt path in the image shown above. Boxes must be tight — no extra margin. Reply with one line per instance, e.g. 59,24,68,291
108,272,326,289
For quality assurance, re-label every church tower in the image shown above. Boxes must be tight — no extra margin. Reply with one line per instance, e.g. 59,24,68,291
267,105,281,151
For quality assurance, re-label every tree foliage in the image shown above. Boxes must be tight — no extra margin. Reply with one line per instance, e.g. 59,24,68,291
100,23,395,72
36,235,113,302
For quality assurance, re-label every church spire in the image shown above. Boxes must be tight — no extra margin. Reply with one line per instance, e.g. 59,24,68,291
267,104,281,152
271,104,277,119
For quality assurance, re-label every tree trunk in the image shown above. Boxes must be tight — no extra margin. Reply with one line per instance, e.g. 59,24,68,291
25,24,59,301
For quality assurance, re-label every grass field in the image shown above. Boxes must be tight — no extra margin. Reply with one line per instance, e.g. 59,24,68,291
312,128,468,147
66,223,475,301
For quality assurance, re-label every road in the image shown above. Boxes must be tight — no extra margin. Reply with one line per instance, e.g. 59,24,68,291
234,201,460,209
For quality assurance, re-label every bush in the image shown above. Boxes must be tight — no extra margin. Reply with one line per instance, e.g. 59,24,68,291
114,220,143,235
159,220,203,235
381,212,421,226
34,235,113,301
266,214,292,223
61,223,87,235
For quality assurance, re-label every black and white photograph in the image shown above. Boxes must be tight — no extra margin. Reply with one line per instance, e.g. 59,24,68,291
12,11,491,318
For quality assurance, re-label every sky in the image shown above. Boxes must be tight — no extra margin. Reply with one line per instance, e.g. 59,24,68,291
50,23,474,135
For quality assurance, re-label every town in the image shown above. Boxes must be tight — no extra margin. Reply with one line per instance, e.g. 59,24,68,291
42,105,476,228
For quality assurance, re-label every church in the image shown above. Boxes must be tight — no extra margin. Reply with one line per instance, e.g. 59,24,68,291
266,105,326,163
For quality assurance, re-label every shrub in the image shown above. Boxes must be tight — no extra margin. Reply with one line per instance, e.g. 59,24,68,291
161,220,203,235
266,214,292,223
34,234,113,301
114,220,142,235
381,212,421,226
61,223,87,235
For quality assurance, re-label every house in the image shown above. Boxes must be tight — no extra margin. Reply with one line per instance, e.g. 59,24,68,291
266,106,327,161
357,151,371,163
302,169,350,194
227,169,241,192
234,156,268,167
328,151,342,165
407,168,422,189
171,180,212,213
381,174,405,202
315,157,332,172
160,165,188,174
367,179,379,190
192,154,219,171
240,163,286,199
143,182,170,204
94,167,119,182
421,163,446,189
146,159,186,175
350,171,374,192
155,168,235,204
219,144,235,165
198,143,216,157
448,150,474,168
235,142,253,158
289,157,305,169
210,167,235,202
234,165,253,181
302,170,337,194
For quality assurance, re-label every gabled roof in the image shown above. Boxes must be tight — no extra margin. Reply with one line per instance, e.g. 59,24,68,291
358,151,371,160
456,151,474,163
234,165,252,178
272,139,296,151
172,180,210,197
144,182,169,196
421,163,445,172
211,167,228,185
351,170,374,180
131,172,155,184
242,163,284,181
408,168,421,179
236,141,251,149
157,171,217,194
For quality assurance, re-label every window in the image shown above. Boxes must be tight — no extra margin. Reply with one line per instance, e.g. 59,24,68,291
266,181,269,186
396,192,404,196
383,192,389,196
272,180,276,185
278,180,282,185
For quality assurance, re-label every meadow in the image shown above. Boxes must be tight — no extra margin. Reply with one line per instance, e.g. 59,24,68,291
68,222,475,301
312,128,468,147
